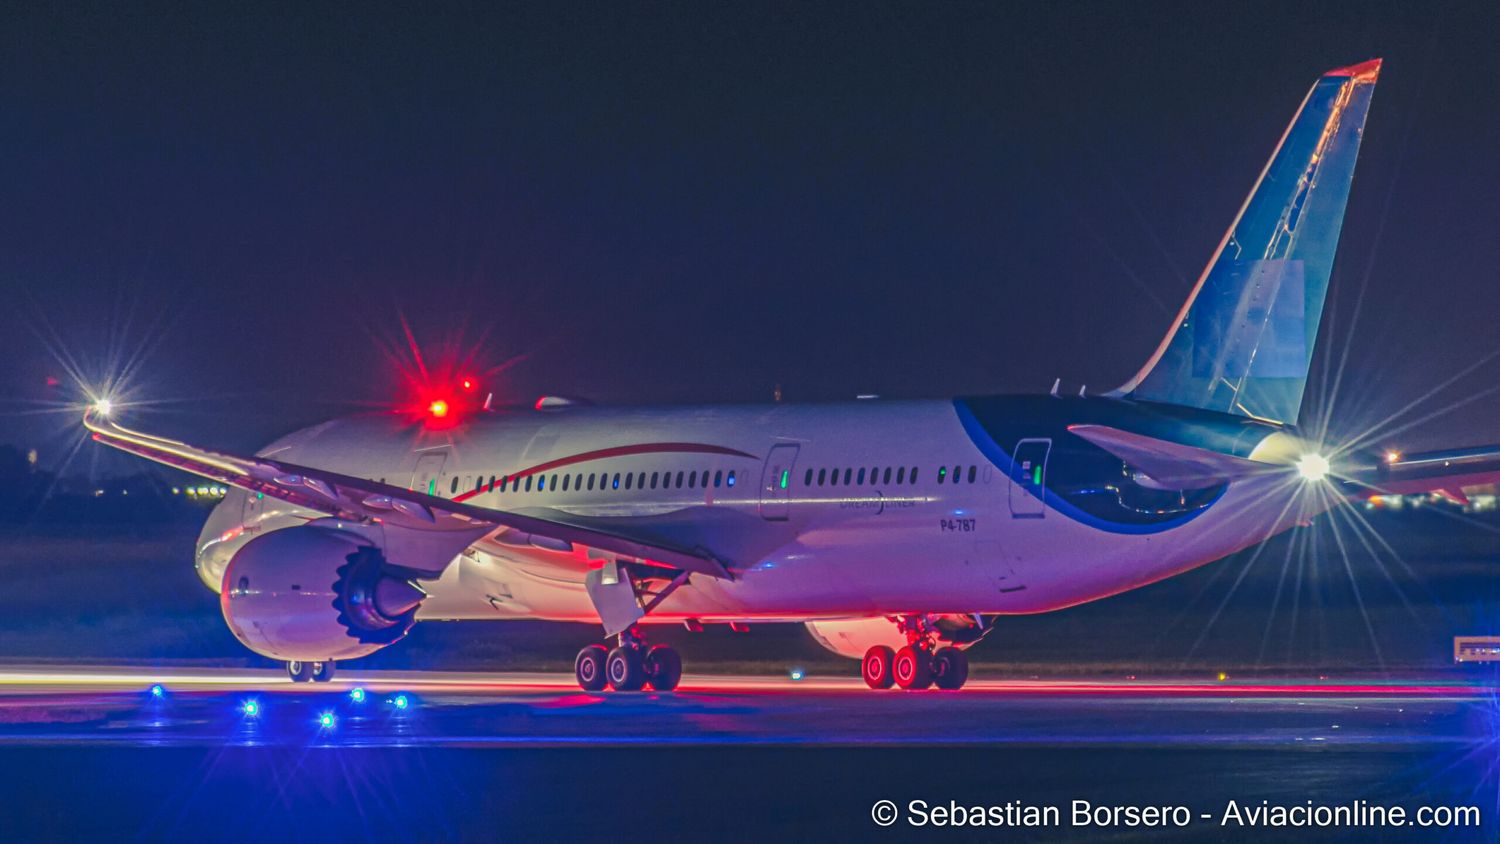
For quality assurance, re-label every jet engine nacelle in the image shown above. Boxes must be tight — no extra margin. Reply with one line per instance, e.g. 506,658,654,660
220,525,426,662
805,615,993,659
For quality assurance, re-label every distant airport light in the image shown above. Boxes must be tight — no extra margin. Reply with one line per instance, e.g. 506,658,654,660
1296,453,1331,483
349,687,366,704
391,694,410,711
1385,449,1402,464
149,684,165,698
428,399,450,418
789,668,805,681
318,711,337,730
241,699,260,718
460,377,476,392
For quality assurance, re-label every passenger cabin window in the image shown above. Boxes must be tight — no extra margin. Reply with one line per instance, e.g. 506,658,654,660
727,471,736,487
450,477,459,494
715,470,723,488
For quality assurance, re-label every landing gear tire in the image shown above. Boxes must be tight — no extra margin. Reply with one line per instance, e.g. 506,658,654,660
310,661,336,683
893,645,933,690
644,645,683,691
862,645,896,689
606,645,646,691
932,647,969,690
287,660,313,683
575,644,609,691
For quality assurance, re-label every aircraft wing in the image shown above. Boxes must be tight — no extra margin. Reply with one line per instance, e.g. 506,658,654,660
84,411,732,579
1363,445,1500,503
1067,424,1276,489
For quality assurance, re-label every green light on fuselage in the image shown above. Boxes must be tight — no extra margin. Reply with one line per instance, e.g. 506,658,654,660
1032,465,1042,486
427,479,435,495
780,470,788,489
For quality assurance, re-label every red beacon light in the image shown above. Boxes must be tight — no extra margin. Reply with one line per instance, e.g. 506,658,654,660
413,378,484,428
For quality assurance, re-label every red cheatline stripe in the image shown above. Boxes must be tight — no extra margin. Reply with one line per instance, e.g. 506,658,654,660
452,442,756,502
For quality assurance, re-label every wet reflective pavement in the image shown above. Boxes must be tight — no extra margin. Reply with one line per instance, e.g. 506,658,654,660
5,668,1500,840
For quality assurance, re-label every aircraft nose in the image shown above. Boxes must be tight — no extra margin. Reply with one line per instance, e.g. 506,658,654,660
194,492,247,593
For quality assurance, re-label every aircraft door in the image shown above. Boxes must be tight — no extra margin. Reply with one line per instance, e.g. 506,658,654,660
759,443,800,521
412,450,448,496
1008,438,1051,518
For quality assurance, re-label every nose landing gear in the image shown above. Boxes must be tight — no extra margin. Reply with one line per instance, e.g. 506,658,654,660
287,660,336,683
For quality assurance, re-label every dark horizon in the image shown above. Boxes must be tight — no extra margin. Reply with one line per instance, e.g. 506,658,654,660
6,3,1500,473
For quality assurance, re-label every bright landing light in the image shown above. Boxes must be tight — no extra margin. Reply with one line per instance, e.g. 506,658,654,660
1296,453,1331,482
92,398,114,417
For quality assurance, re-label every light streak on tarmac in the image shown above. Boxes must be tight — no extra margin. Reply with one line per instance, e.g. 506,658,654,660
0,666,1497,751
0,666,1493,698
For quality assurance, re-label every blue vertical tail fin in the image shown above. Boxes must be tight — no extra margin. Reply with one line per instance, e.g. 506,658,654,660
1113,60,1381,424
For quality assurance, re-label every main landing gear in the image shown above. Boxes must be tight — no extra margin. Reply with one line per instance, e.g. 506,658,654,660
287,660,336,683
861,617,970,690
574,627,682,692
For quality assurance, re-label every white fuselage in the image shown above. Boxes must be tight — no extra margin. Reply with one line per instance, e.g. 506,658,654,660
195,398,1323,626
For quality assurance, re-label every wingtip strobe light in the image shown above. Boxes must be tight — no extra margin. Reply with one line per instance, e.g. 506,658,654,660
1296,453,1331,483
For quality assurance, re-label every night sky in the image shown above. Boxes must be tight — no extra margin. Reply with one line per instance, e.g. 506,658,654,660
5,2,1499,471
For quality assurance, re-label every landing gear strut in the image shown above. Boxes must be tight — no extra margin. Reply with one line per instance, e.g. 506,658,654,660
862,616,971,691
575,627,682,692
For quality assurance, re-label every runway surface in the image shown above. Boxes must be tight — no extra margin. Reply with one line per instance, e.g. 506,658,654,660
2,665,1499,748
5,667,1500,840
